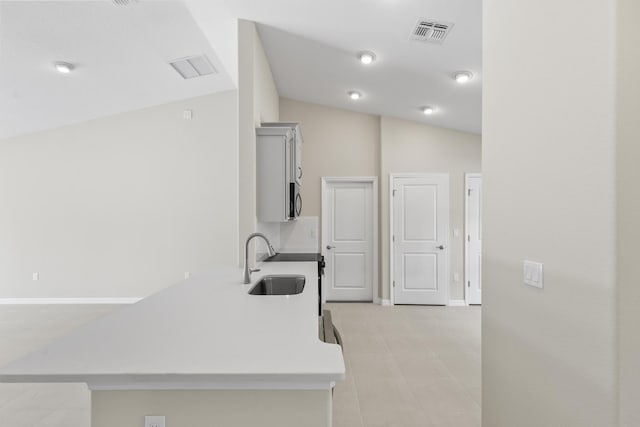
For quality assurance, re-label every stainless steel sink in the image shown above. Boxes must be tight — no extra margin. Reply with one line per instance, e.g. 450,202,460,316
248,275,305,295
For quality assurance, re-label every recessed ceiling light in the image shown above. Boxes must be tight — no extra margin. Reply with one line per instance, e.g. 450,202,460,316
349,91,362,100
54,61,74,74
454,71,473,84
358,51,376,65
422,106,434,115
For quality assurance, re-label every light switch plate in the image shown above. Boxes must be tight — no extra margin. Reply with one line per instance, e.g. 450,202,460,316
145,415,165,427
523,260,543,289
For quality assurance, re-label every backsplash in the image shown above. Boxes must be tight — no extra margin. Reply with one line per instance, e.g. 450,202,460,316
279,216,319,253
256,221,281,261
255,216,319,261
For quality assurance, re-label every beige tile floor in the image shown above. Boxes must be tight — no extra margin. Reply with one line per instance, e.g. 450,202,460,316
327,303,481,427
0,303,480,427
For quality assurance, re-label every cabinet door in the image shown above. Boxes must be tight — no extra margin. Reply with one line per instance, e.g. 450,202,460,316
256,135,289,222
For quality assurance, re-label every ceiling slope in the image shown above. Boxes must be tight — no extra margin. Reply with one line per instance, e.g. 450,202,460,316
0,1,234,140
185,0,482,134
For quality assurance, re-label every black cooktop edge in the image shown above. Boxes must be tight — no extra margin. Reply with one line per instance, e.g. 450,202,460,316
265,253,322,262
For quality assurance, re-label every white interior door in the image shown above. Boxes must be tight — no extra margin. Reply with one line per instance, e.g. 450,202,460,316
323,179,375,301
393,175,449,305
465,174,482,305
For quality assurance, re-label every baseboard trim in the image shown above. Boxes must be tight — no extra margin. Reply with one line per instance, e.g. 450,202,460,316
0,297,143,305
448,299,468,307
374,297,392,306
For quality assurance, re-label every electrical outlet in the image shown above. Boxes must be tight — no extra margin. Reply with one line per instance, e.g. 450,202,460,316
184,271,191,279
453,273,460,282
32,272,39,281
145,415,165,427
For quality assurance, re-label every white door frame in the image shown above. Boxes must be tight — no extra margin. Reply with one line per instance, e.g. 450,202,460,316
321,176,378,303
389,173,450,306
465,173,482,305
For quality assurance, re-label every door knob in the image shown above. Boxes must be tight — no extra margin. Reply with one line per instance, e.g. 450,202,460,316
436,245,445,250
326,245,335,250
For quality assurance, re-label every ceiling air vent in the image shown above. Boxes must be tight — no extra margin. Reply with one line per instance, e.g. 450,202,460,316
411,19,454,44
112,0,138,6
169,55,218,79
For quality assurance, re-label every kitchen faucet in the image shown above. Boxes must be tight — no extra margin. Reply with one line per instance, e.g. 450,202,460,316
243,232,277,284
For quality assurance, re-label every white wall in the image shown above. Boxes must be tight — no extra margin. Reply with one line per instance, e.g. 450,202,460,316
253,27,279,129
237,19,256,265
483,0,617,425
279,98,380,218
92,390,331,427
253,25,281,256
237,20,280,265
380,117,481,302
617,0,640,424
0,92,238,298
280,99,481,302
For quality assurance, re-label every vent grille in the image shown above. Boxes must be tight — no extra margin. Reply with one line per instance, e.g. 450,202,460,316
112,0,138,6
169,55,217,79
411,19,454,44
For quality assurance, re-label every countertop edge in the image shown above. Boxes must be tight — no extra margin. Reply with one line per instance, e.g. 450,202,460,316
0,371,346,391
0,262,345,391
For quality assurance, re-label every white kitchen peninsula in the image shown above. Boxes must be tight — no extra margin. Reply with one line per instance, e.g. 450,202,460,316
0,262,344,427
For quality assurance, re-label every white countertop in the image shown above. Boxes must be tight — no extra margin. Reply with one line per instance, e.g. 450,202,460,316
0,262,345,390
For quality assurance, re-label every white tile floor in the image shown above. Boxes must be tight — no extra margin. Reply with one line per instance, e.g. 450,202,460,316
0,303,480,427
328,303,481,427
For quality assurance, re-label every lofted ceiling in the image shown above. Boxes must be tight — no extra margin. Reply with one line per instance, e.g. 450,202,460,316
0,0,482,139
186,0,482,134
0,1,234,140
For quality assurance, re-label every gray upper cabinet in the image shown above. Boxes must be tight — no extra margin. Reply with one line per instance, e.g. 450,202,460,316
256,124,303,222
